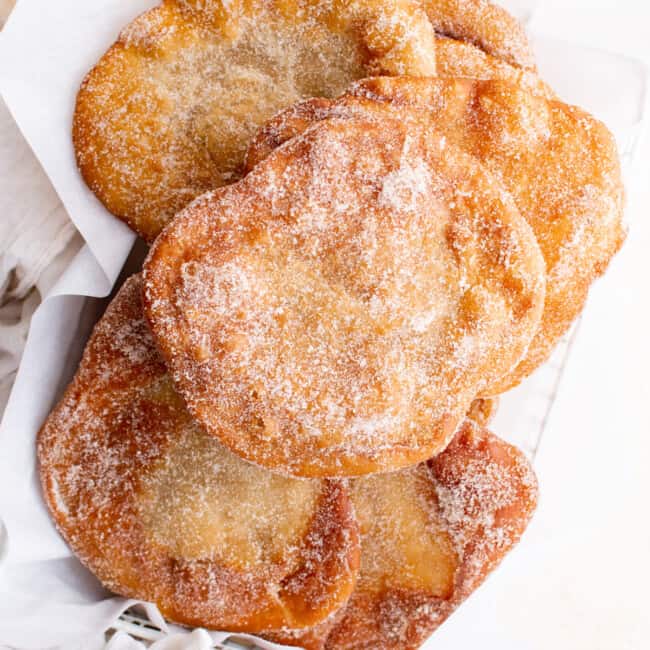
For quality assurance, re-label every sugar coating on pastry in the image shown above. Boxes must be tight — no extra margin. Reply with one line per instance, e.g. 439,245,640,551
348,77,626,393
144,113,545,477
466,396,499,427
324,419,538,649
244,48,553,174
73,0,438,242
263,611,345,650
435,36,552,99
246,76,625,395
423,0,536,69
37,275,360,633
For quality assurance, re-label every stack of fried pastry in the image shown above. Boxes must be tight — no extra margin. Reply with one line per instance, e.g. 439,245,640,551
38,1,625,648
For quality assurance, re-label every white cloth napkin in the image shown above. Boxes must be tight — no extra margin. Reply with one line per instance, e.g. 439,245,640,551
0,1,79,414
0,0,138,421
0,97,80,413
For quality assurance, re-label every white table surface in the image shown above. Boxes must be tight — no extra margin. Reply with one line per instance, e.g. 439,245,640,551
424,2,650,648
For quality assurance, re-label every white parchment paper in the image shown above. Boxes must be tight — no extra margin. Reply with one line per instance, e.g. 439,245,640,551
0,0,647,648
0,0,147,284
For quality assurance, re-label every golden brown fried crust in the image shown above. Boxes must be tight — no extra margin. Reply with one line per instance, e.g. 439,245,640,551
424,0,536,69
37,275,359,634
323,420,538,649
144,113,544,477
244,97,338,174
435,37,552,99
263,610,346,650
243,43,551,175
246,77,625,394
73,0,438,242
466,397,499,427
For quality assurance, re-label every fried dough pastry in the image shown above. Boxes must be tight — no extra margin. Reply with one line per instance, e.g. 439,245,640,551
435,37,552,99
37,275,360,634
263,613,345,650
144,112,545,477
73,0,438,242
246,77,625,394
424,0,535,69
324,419,538,649
466,397,499,427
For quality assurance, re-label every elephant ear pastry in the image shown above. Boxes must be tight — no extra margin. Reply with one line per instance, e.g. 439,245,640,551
38,275,360,634
423,0,536,69
325,419,538,649
144,109,545,477
246,75,625,395
72,0,437,241
434,36,552,99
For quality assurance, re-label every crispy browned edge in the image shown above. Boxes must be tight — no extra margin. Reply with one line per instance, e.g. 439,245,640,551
434,37,553,100
72,6,165,243
466,397,499,427
263,610,346,650
244,78,625,397
323,419,538,649
37,274,360,633
244,97,337,174
477,102,624,394
424,0,535,70
143,115,488,478
243,73,551,175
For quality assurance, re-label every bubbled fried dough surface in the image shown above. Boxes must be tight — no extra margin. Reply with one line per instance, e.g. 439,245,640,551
37,275,360,634
466,396,499,427
325,420,538,649
424,0,535,69
73,0,438,242
243,55,552,175
435,37,552,99
144,114,545,477
349,77,625,394
246,77,625,395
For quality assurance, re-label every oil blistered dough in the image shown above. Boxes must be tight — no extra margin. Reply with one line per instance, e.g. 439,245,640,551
246,76,624,394
144,112,545,477
423,0,536,69
73,0,437,241
434,36,552,99
325,420,538,649
38,275,359,634
466,396,499,427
